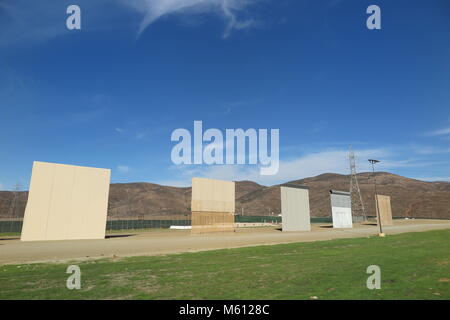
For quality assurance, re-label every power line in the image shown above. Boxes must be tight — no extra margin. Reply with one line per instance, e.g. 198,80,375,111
349,145,367,222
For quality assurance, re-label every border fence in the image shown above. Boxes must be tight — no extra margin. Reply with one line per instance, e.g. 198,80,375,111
0,216,338,234
4,216,444,235
106,218,191,231
0,219,23,234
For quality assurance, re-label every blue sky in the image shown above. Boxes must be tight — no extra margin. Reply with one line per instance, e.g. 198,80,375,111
0,0,449,189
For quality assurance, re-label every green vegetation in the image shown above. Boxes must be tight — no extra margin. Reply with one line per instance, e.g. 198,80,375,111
1,229,449,300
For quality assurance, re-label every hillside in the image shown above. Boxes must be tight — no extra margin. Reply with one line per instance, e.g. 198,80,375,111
1,172,449,219
238,172,450,219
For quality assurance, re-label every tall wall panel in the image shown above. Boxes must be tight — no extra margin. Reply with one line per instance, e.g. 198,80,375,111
330,190,353,228
191,177,235,234
376,194,393,226
280,186,311,232
21,161,111,241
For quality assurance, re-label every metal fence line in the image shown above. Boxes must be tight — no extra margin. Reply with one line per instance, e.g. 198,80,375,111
0,216,333,234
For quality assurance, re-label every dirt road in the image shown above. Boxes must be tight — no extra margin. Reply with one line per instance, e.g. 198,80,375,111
1,219,449,265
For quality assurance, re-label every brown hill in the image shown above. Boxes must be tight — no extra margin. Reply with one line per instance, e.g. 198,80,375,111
237,172,450,219
1,172,449,219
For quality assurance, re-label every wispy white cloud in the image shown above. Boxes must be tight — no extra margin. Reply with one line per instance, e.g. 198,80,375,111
424,126,450,137
411,146,450,155
135,131,149,139
0,182,4,190
118,165,131,173
413,177,450,182
159,144,448,187
119,0,261,38
161,147,407,186
223,101,246,115
0,67,26,98
67,106,108,124
115,127,125,133
157,179,191,187
64,94,111,125
311,120,328,134
0,1,64,47
0,0,130,47
1,0,261,47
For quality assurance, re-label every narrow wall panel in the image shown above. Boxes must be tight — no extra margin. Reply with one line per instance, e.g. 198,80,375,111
281,186,311,232
330,190,353,228
376,194,393,226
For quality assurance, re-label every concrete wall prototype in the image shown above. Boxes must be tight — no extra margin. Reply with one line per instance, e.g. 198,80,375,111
191,177,235,234
191,177,235,213
191,212,235,233
21,161,111,241
376,194,393,226
280,186,311,232
330,190,353,228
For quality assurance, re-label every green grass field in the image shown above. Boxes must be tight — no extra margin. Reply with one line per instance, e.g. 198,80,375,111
1,229,449,300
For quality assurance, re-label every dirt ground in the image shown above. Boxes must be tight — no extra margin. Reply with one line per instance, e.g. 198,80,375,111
1,219,449,265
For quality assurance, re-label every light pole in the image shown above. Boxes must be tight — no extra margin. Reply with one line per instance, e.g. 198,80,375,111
368,159,383,236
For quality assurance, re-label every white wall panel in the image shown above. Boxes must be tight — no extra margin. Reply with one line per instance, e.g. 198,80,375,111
330,190,353,228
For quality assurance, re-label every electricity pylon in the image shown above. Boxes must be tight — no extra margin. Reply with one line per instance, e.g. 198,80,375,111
349,145,367,222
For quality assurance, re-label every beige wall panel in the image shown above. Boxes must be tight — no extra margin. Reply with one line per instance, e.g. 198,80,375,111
45,164,76,240
65,167,110,240
376,195,393,226
65,169,90,240
191,211,235,234
191,177,235,213
20,163,55,241
84,168,110,239
21,161,110,241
